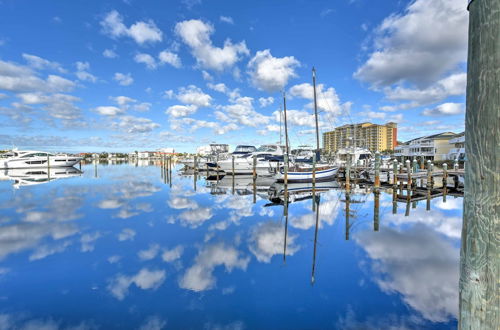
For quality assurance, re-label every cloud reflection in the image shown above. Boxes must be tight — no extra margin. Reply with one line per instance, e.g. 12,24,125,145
179,242,249,292
248,221,299,263
355,224,459,322
108,268,166,300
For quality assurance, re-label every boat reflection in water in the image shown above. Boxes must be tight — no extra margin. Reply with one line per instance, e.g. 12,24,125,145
0,167,82,188
268,181,340,205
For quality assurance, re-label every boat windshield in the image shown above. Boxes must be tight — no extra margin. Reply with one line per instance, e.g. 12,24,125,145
0,152,18,158
256,145,277,152
234,145,256,153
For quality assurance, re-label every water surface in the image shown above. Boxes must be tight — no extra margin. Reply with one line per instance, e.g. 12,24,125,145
0,163,462,329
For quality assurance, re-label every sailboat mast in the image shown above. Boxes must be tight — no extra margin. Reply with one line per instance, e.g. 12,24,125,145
312,67,320,153
279,106,283,146
283,91,290,158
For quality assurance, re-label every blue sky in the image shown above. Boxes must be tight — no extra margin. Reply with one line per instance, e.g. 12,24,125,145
0,0,468,152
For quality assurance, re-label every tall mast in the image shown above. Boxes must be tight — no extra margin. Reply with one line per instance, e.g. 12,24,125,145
312,67,320,153
279,106,283,146
283,91,290,159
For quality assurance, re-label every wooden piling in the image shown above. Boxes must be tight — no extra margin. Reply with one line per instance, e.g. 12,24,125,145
460,0,500,327
442,163,448,202
426,160,432,189
392,160,398,186
284,153,289,212
193,156,197,191
374,189,379,231
406,159,412,189
412,159,418,175
374,151,380,188
47,154,51,180
252,156,257,180
169,157,172,187
345,154,351,192
345,191,350,240
312,153,317,211
231,156,235,195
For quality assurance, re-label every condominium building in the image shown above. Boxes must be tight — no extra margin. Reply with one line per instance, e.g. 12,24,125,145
394,132,458,161
323,122,397,153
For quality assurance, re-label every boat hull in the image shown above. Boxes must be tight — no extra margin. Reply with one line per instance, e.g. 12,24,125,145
275,167,338,183
0,156,82,169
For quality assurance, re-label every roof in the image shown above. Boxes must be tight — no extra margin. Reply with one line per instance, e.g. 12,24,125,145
404,132,458,143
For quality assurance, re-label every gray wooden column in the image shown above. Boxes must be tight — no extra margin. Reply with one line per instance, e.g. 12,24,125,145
460,0,500,328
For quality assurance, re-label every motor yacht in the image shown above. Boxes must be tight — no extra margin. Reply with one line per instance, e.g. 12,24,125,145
217,144,286,175
335,147,373,166
0,150,82,169
180,143,230,169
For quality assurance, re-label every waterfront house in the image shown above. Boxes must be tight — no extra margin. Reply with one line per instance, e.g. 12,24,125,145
394,132,458,161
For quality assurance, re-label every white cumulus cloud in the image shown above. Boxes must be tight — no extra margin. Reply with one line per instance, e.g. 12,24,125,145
175,19,249,71
101,10,163,45
248,49,300,92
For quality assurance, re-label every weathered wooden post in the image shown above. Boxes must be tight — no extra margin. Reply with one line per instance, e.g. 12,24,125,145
373,189,379,231
345,191,350,240
283,153,289,211
392,160,398,186
193,156,197,191
345,154,351,192
215,154,219,182
169,157,172,187
406,159,412,189
374,151,380,188
442,163,448,202
430,163,435,188
454,159,459,171
252,156,257,181
47,154,51,180
460,0,500,328
412,159,418,175
426,160,432,189
231,155,235,195
312,153,317,211
161,156,164,180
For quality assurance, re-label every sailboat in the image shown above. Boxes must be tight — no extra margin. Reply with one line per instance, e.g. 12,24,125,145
275,68,338,183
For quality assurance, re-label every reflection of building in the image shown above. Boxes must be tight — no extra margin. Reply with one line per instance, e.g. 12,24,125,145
157,148,175,154
394,132,458,161
446,132,465,161
323,122,397,153
138,151,156,159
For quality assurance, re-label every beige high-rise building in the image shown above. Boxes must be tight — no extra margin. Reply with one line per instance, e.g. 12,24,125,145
323,122,397,153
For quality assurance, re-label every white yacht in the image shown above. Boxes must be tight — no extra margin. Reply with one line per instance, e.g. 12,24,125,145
0,150,82,169
217,144,286,175
180,144,230,169
335,147,373,166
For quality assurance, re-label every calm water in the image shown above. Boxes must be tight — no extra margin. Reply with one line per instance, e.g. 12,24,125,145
0,162,462,329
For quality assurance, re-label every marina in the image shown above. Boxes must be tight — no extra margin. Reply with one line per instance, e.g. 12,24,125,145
1,0,498,328
0,161,463,329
